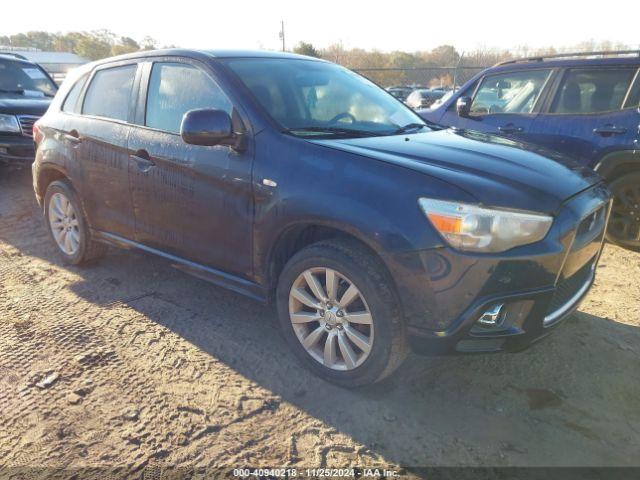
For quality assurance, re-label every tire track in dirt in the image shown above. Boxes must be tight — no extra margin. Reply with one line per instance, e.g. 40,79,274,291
1,167,639,473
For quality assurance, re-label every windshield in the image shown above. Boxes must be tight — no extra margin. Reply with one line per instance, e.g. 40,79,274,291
224,58,425,137
0,59,57,97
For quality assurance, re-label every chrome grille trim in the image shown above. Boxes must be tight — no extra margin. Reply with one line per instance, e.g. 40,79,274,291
17,115,40,138
544,263,595,327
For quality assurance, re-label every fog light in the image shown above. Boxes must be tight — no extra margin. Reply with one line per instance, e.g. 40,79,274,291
477,304,504,327
0,147,7,155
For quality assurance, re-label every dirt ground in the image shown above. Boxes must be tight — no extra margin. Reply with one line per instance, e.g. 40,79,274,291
0,167,639,476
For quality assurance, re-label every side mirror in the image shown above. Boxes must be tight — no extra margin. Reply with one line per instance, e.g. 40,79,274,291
456,96,472,117
181,109,233,146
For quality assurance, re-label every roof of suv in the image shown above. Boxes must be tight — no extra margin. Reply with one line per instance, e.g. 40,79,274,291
490,51,640,73
86,48,324,69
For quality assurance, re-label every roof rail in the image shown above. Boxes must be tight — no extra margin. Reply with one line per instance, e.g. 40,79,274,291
495,50,640,66
0,51,28,60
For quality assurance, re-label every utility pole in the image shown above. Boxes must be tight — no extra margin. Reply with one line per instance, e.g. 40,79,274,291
453,51,465,92
279,20,285,52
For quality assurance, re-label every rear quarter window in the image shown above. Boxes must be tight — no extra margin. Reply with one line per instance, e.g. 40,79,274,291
62,74,88,114
82,65,137,121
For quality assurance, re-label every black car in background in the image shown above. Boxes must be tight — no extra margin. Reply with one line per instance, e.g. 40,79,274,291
405,88,446,109
0,54,57,166
386,85,414,102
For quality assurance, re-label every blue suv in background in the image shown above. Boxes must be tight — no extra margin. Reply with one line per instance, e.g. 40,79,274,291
420,51,640,250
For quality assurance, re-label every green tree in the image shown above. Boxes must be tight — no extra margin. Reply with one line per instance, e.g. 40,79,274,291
293,41,320,58
75,33,112,60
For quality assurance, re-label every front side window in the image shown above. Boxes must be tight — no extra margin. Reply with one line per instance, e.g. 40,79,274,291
224,58,423,137
470,69,551,115
551,68,637,114
83,65,137,121
62,74,88,114
0,59,57,97
145,62,232,134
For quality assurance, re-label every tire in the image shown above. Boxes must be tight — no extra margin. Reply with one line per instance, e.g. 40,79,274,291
605,172,640,251
276,239,408,387
44,180,106,265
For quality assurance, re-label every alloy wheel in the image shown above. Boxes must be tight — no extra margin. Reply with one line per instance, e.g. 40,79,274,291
48,192,81,256
288,267,374,371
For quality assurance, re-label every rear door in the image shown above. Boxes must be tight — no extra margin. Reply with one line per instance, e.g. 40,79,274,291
127,58,254,277
529,65,640,167
73,61,141,238
448,68,554,141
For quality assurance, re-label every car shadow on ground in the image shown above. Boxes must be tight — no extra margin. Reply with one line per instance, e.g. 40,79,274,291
2,167,639,467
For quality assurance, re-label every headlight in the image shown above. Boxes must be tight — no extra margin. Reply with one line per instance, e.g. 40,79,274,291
419,198,553,253
0,114,21,133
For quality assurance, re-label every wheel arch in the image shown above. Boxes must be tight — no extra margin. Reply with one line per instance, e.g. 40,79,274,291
264,222,399,302
36,163,73,204
594,150,640,181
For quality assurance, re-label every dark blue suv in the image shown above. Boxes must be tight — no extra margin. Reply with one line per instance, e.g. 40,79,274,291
421,51,640,250
33,50,610,386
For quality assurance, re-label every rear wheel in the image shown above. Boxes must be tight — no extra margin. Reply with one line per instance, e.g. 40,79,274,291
606,172,640,250
44,180,106,264
276,240,408,387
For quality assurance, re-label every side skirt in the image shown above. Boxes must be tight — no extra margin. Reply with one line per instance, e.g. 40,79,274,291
94,230,267,303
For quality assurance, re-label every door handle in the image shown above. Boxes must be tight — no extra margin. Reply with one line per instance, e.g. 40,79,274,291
129,150,155,172
64,130,81,145
593,125,627,137
498,124,524,134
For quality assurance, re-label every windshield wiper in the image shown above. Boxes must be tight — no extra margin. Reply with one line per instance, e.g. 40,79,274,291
284,126,381,137
0,88,25,95
392,123,428,134
0,88,53,98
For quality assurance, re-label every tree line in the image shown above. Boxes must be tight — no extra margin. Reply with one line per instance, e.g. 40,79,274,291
293,39,636,86
0,30,164,60
1,30,634,86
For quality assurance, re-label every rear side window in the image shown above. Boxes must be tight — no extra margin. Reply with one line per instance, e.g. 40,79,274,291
62,74,88,114
83,65,137,121
470,69,551,115
145,62,232,134
551,68,637,114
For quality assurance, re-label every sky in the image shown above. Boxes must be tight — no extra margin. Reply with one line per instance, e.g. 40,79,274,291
3,0,639,53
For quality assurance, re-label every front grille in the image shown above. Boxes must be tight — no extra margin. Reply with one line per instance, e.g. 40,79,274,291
545,259,595,325
17,115,40,138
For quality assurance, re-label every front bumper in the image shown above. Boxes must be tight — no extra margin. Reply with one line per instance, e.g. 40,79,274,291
407,261,596,355
384,183,612,355
0,134,35,165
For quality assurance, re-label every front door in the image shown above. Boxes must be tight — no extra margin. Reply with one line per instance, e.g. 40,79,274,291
451,68,554,142
127,60,254,278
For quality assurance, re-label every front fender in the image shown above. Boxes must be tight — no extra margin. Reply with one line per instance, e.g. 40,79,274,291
252,131,476,281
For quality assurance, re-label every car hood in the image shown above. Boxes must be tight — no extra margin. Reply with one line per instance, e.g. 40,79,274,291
310,128,601,213
0,94,52,116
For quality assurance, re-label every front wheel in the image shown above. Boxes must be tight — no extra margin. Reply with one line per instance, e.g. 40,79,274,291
276,240,408,387
606,172,640,250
